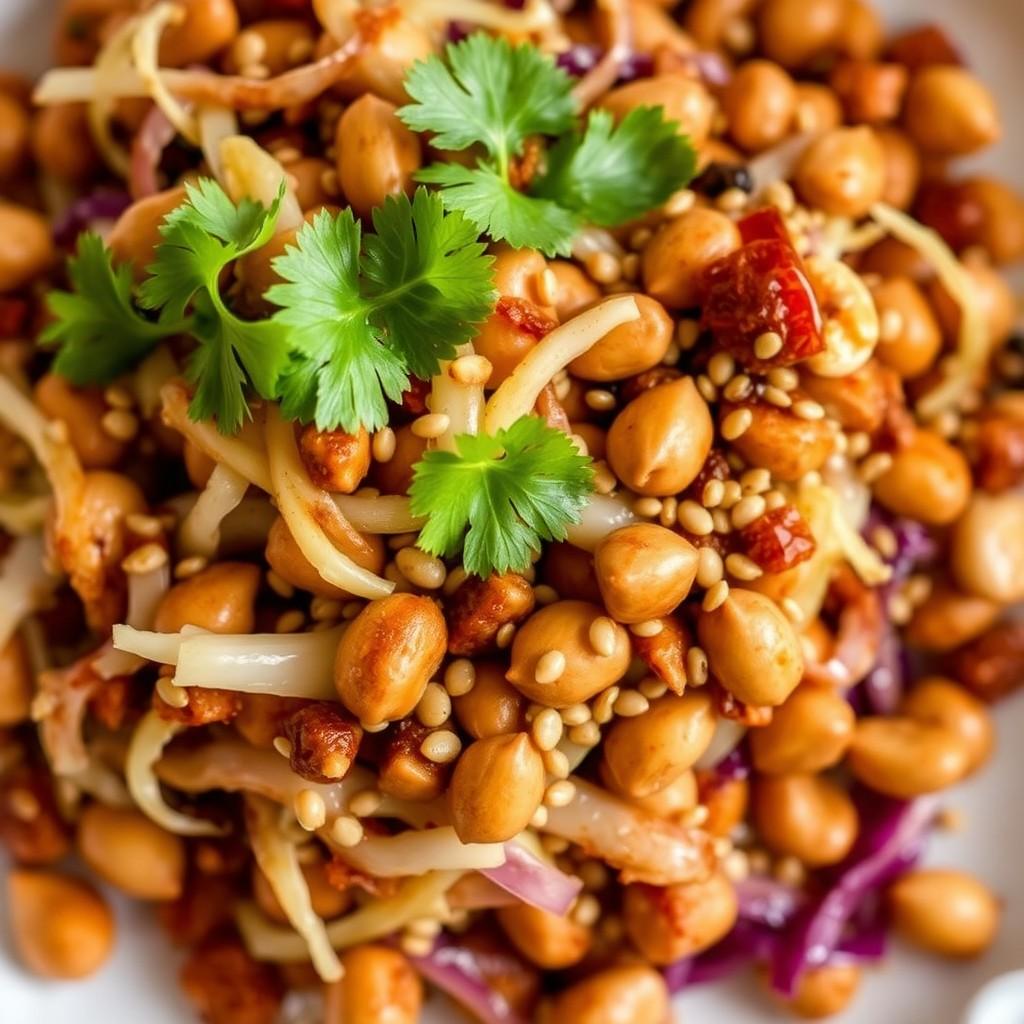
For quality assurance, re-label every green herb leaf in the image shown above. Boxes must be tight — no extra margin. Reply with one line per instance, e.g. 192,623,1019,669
409,415,594,577
267,189,496,432
138,178,290,433
40,233,181,385
532,106,699,226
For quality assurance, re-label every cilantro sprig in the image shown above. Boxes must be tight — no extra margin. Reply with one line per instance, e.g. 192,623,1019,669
399,33,697,256
409,415,594,577
267,189,496,432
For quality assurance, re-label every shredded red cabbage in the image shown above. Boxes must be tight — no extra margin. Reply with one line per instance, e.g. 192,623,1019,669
130,104,178,200
412,937,528,1024
711,743,751,784
52,192,133,246
735,876,805,928
769,794,939,995
479,842,582,916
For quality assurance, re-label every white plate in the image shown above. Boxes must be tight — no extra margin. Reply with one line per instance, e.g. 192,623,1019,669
1,2,1022,1022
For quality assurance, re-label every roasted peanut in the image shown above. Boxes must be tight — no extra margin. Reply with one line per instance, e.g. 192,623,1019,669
928,255,1016,352
753,774,858,866
7,869,114,979
549,260,601,321
452,660,526,739
794,127,886,219
506,600,631,707
600,75,714,145
758,0,844,68
159,0,239,67
607,377,713,496
594,524,698,624
775,963,862,1019
569,294,672,381
750,684,856,774
449,732,545,843
900,677,993,773
472,296,553,387
602,691,715,798
447,572,535,656
108,186,187,281
623,768,699,818
642,208,742,309
727,401,834,481
697,589,803,707
31,102,99,182
905,582,1001,653
543,965,670,1024
332,14,433,105
334,593,447,726
793,83,843,133
299,424,370,494
888,869,999,957
870,276,941,378
0,92,28,179
623,870,738,964
722,60,797,152
0,203,53,292
323,945,422,1024
872,429,971,525
496,903,592,969
335,95,421,220
34,374,125,469
875,128,921,211
903,66,1001,156
829,60,908,124
154,562,260,634
954,176,1024,265
77,803,185,900
848,716,972,797
951,492,1024,603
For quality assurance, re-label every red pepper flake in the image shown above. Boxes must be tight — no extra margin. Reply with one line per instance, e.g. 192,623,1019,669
740,504,816,573
496,296,557,338
399,375,431,416
737,206,793,246
700,239,824,370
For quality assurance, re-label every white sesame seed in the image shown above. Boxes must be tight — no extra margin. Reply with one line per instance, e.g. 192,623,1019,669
659,496,679,528
638,677,669,700
614,690,650,717
156,676,188,708
411,413,451,439
530,804,549,829
567,720,601,746
696,374,718,403
584,251,621,284
174,555,208,580
711,508,733,534
763,385,793,408
686,646,709,686
396,546,447,590
348,789,383,819
416,682,452,728
449,354,493,386
721,407,753,440
543,747,570,778
859,452,894,483
629,619,664,638
590,685,620,725
792,399,825,421
535,649,567,685
267,570,295,599
420,730,462,764
444,659,476,697
537,267,559,306
754,331,784,361
272,736,293,758
122,542,168,574
495,622,517,649
723,374,753,402
767,367,799,391
702,479,725,508
372,427,396,463
584,388,616,412
633,496,663,518
703,579,730,612
589,616,618,657
696,545,724,588
739,468,771,494
544,780,577,808
663,189,696,218
294,789,327,831
731,494,767,529
725,552,764,581
678,499,714,536
676,319,701,350
531,708,564,751
708,352,736,387
560,703,592,727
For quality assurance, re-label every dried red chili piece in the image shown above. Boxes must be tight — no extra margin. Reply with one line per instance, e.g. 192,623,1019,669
953,620,1024,702
399,376,431,416
632,615,690,695
740,505,816,573
737,206,792,245
684,447,732,501
913,181,983,253
700,240,824,370
886,23,963,71
973,414,1024,492
496,296,557,338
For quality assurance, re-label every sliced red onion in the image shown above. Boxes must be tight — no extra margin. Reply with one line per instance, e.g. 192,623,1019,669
412,937,528,1024
681,51,732,87
862,623,905,714
52,191,133,246
735,876,804,929
556,44,602,76
479,842,582,916
130,103,178,199
770,794,939,995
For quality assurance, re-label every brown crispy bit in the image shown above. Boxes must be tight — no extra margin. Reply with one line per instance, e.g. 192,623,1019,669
377,718,450,802
873,365,916,452
535,383,571,433
153,686,243,727
495,296,557,338
180,934,283,1024
799,360,889,434
695,770,750,838
88,675,138,731
953,620,1024,702
447,572,536,656
298,424,370,494
234,693,310,749
620,366,683,405
632,615,690,695
683,447,732,502
711,684,773,727
0,768,71,865
159,875,239,947
508,136,544,190
885,23,962,71
283,702,363,783
740,505,816,573
973,414,1024,492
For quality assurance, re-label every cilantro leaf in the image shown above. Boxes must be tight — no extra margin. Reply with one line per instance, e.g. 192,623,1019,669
139,178,290,433
399,33,576,171
267,189,495,432
40,233,181,385
409,416,594,577
532,106,698,226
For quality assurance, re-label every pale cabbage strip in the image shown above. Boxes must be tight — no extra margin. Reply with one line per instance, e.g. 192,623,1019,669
88,12,139,176
333,494,423,534
219,135,304,232
332,826,506,877
0,534,59,652
237,871,463,962
126,711,226,836
112,624,341,699
484,295,640,433
131,1,199,143
564,493,638,552
869,203,988,420
93,560,171,679
0,495,50,535
196,106,238,184
430,343,484,453
247,795,343,982
178,462,250,559
404,0,556,31
266,405,393,599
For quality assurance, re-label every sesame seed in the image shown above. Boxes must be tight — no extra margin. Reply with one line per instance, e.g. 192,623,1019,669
613,690,649,717
767,367,799,391
544,780,577,808
104,384,134,409
590,685,620,724
371,427,397,463
638,677,669,700
659,496,679,528
443,566,468,596
696,374,718,403
721,407,753,440
663,189,696,218
754,331,784,361
411,413,450,439
739,468,771,494
676,319,700,350
701,479,725,508
781,597,804,623
396,546,447,590
174,555,208,579
275,610,306,634
720,480,743,508
725,552,764,581
708,353,735,387
420,730,462,764
272,736,293,758
125,513,164,539
294,789,327,831
662,342,681,366
711,508,733,534
792,399,825,421
567,720,601,746
621,253,640,281
531,707,564,751
560,703,592,727
589,616,618,657
416,682,452,728
686,646,709,686
361,719,389,734
449,354,493,386
121,542,168,575
678,499,714,536
859,451,894,483
703,579,730,612
156,676,188,709
696,546,724,588
716,185,749,212
495,622,517,649
731,494,766,529
629,619,663,638
763,385,793,408
536,267,559,307
535,649,567,685
530,804,549,829
267,570,295,599
764,180,795,214
584,388,616,412
723,374,753,402
630,226,653,250
444,659,476,697
584,251,621,284
533,583,559,606
723,848,751,881
633,496,663,518
348,789,383,819
763,489,786,511
543,747,570,778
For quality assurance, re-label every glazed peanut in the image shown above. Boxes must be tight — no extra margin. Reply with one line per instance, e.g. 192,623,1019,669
758,0,845,68
607,377,713,496
794,127,886,219
951,492,1024,604
793,83,843,133
727,401,834,481
506,601,631,707
956,176,1024,265
0,203,53,292
335,95,421,221
496,903,592,969
543,965,670,1024
888,869,999,957
0,92,28,179
35,374,125,469
625,768,699,818
905,583,1001,652
722,60,797,152
108,186,188,282
903,66,1001,156
324,945,422,1024
600,75,714,145
928,256,1016,351
158,0,239,67
900,677,994,773
334,594,447,726
549,260,601,320
872,429,971,525
452,660,526,739
299,424,371,494
602,691,716,798
594,524,698,624
449,733,545,843
332,14,433,106
8,869,114,979
750,685,856,774
780,964,862,1019
848,716,972,798
568,295,672,381
870,276,942,378
77,804,185,900
697,589,803,707
642,208,742,309
154,562,260,634
875,128,921,210
31,102,98,182
623,870,738,964
753,774,858,866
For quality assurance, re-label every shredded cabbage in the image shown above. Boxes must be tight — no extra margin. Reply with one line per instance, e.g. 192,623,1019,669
178,462,250,559
0,534,59,653
131,1,199,143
